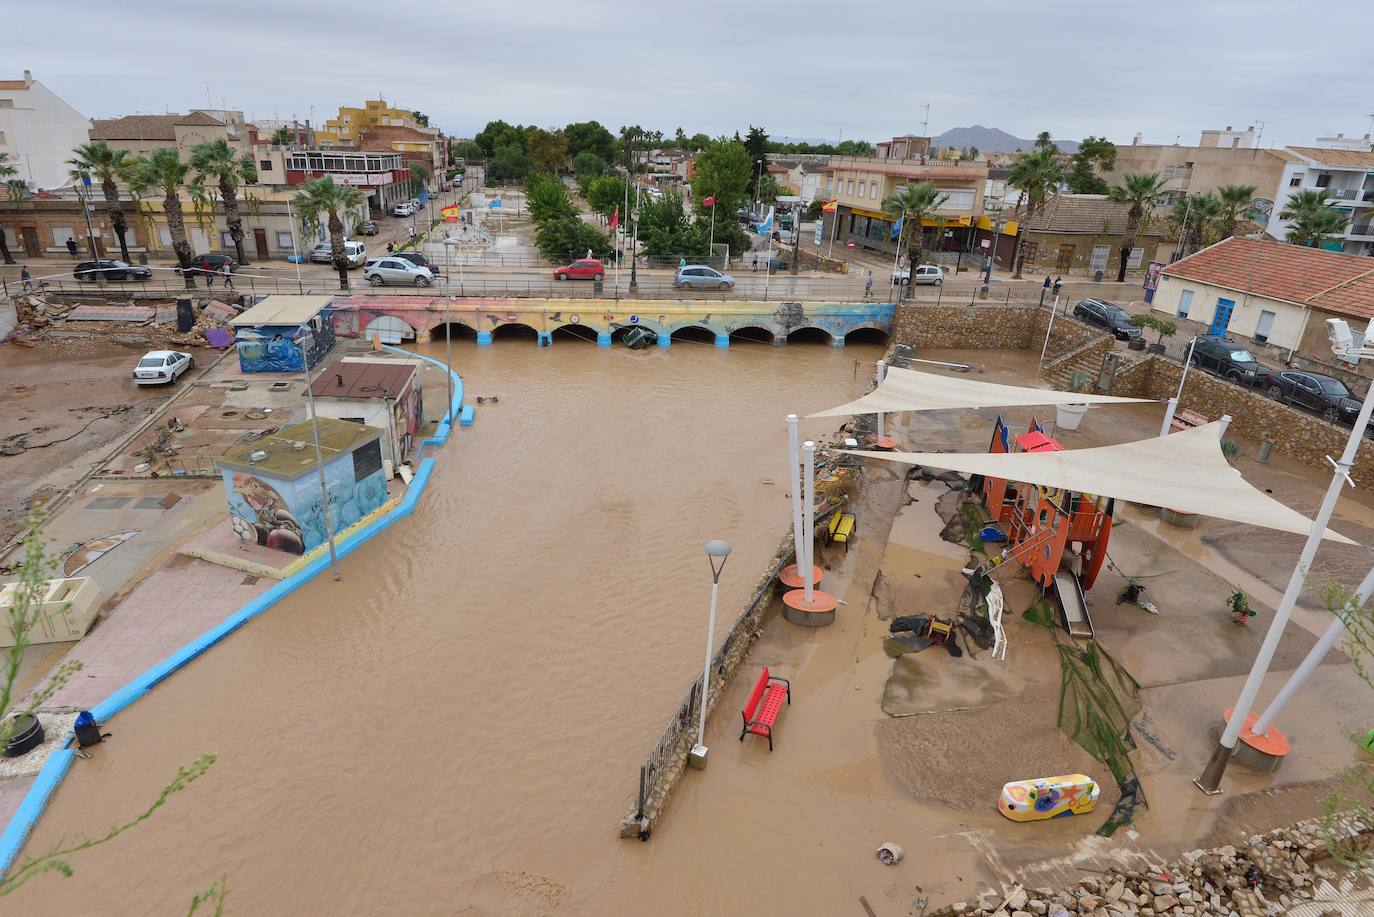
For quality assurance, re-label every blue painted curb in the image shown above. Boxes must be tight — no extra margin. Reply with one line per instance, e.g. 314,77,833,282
0,345,460,876
459,405,474,426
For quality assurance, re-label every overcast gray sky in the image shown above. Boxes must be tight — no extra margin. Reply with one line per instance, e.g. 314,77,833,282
5,0,1371,148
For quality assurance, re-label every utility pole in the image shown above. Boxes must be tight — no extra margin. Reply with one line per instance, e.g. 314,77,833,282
300,339,341,581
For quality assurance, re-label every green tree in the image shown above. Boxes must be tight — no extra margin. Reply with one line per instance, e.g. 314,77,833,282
125,149,196,288
586,173,628,223
690,137,751,216
527,127,569,174
270,127,292,146
474,120,526,156
535,217,610,263
525,172,577,223
454,141,484,163
0,153,19,263
1108,172,1167,280
571,151,606,193
486,143,532,183
1167,192,1224,257
637,190,705,259
411,110,430,127
67,142,136,263
1286,206,1351,248
1034,130,1057,152
563,121,616,161
881,183,949,279
1065,136,1116,195
835,139,872,155
1215,184,1258,239
687,132,710,152
744,125,769,194
292,176,364,289
188,138,258,264
407,159,432,197
756,172,780,205
1007,147,1065,278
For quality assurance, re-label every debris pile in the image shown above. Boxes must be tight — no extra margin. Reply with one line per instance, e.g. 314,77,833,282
7,292,237,349
929,814,1374,915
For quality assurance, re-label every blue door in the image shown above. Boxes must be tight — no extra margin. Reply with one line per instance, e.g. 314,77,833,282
1209,298,1235,336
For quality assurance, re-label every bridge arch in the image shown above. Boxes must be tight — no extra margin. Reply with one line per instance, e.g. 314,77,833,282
428,321,478,341
551,323,599,343
786,326,835,345
844,325,889,346
669,325,716,344
492,322,539,340
729,325,776,344
364,314,417,344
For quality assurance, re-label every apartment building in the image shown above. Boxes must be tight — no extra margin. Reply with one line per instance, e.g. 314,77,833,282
1268,145,1374,256
1104,129,1290,207
0,70,91,191
88,109,254,159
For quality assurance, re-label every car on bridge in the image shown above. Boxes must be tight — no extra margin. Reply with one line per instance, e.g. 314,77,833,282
674,265,735,290
891,264,944,286
553,258,605,281
75,259,152,282
364,257,434,287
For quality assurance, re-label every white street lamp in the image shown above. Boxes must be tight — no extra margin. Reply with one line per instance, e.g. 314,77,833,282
689,538,732,769
1195,317,1374,793
1159,334,1201,437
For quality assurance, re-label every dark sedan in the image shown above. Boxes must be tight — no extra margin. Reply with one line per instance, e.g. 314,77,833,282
74,259,152,282
1258,369,1362,424
179,254,238,276
1188,335,1264,385
1072,299,1142,340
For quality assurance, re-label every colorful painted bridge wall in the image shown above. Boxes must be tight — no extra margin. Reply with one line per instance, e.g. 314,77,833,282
329,296,895,347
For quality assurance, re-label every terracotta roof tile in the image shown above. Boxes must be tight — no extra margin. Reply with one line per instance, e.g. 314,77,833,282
175,110,225,127
1287,146,1374,169
1162,237,1374,319
1014,194,1159,235
89,114,179,141
0,80,30,90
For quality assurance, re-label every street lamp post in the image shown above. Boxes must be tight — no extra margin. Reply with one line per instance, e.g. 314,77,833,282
1194,318,1374,794
1159,335,1201,436
688,538,732,770
752,159,764,218
629,204,640,294
299,338,341,581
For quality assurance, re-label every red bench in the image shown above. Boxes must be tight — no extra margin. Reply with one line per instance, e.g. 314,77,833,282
739,666,790,750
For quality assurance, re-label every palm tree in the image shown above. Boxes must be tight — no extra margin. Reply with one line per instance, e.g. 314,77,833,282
1107,171,1167,281
1034,130,1057,152
1167,193,1224,258
67,141,135,263
125,149,196,289
1215,184,1258,239
189,139,258,265
1007,147,1064,278
0,153,16,264
292,177,363,290
1286,207,1350,248
881,183,948,295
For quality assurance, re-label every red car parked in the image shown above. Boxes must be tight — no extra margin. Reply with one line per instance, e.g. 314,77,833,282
553,258,605,281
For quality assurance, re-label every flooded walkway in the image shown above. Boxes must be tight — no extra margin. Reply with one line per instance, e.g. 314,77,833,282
18,335,884,915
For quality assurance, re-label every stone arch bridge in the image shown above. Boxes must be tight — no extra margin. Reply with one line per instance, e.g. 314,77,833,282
329,296,894,347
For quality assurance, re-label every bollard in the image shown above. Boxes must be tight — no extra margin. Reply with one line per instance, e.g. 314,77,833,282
1257,439,1274,463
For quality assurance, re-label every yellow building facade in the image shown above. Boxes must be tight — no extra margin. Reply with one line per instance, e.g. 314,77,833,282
318,100,423,147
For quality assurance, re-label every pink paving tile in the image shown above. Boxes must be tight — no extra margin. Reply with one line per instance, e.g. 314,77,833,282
31,559,274,711
0,774,37,836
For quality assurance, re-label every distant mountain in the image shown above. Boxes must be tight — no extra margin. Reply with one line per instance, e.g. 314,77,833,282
933,125,1080,155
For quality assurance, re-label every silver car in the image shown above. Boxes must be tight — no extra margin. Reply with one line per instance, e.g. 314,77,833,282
674,265,735,290
364,257,434,286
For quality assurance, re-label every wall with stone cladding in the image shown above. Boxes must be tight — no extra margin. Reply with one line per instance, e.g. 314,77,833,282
1105,354,1374,483
894,303,1107,355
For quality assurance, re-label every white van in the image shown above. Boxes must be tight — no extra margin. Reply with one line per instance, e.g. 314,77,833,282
309,240,367,268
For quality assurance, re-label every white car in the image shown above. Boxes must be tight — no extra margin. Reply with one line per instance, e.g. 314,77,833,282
892,264,945,286
392,202,415,217
133,350,193,385
364,257,434,287
309,240,367,267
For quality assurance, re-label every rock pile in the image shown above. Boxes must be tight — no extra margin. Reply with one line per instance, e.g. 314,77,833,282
8,292,236,349
931,814,1372,916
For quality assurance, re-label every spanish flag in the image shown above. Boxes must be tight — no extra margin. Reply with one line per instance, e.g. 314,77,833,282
441,204,460,222
821,199,838,213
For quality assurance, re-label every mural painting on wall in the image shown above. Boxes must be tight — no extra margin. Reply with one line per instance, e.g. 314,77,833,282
236,329,304,373
393,386,423,462
227,472,306,554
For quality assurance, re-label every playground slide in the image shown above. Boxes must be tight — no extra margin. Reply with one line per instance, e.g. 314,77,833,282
1052,571,1094,639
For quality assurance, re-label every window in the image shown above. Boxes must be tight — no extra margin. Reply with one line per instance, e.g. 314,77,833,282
1253,309,1275,344
159,228,173,246
856,182,864,199
847,180,854,196
276,231,293,249
259,160,272,171
1089,245,1110,274
869,181,878,199
1127,247,1145,269
1316,174,1332,188
352,438,383,481
0,99,12,109
1290,173,1304,188
0,131,6,144
51,226,75,245
1177,289,1193,318
220,231,234,247
935,189,976,211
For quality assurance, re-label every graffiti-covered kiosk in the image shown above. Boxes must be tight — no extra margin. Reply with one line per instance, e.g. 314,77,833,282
216,418,389,555
228,294,336,373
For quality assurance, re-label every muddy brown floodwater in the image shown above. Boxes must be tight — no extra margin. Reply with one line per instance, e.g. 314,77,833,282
18,332,886,915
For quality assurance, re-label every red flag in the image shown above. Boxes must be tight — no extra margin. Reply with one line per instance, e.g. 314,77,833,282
702,196,716,207
821,199,838,213
609,207,619,231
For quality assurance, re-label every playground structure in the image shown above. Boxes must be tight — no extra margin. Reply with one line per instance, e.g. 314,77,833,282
981,417,1114,638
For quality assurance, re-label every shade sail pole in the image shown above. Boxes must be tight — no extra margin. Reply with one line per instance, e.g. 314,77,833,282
788,414,805,573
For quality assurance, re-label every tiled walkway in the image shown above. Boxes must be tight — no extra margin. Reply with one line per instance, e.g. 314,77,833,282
33,555,272,712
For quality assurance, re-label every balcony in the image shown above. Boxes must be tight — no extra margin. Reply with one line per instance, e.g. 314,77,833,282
1327,188,1359,200
1350,223,1374,239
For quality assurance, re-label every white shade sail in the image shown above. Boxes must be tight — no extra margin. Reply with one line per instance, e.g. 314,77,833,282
843,422,1358,545
808,365,1152,418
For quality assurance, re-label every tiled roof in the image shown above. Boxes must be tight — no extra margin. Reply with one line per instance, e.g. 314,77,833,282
1015,194,1159,235
89,114,179,141
0,80,30,90
176,110,225,127
1287,147,1374,169
1161,237,1374,319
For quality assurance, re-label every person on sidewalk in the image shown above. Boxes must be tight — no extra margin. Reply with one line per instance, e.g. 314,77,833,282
66,237,79,259
222,261,234,290
203,257,214,289
1053,276,1062,296
865,270,874,300
21,265,32,292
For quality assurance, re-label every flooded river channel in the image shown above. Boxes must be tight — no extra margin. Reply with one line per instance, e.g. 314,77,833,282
20,333,885,915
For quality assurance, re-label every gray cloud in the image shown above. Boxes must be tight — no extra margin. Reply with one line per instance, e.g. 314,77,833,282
4,0,1370,147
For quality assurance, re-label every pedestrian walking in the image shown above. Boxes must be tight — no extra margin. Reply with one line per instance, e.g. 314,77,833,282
387,242,394,254
408,225,417,241
203,257,214,289
66,237,78,259
751,253,758,271
222,261,234,290
864,270,874,300
1053,275,1062,296
20,265,32,292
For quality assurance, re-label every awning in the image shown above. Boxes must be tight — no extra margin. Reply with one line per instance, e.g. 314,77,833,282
843,422,1357,545
809,366,1151,418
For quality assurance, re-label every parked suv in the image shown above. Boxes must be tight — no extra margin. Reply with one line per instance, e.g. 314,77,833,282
75,259,152,282
1257,369,1362,424
180,254,237,277
674,265,735,290
394,251,435,272
1188,335,1263,385
1072,299,1141,340
363,257,434,286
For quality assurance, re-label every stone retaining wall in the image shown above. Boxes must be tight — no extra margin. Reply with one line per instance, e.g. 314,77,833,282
930,812,1373,915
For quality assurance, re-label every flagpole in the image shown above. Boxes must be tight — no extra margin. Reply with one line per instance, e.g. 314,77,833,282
708,203,716,265
763,225,775,302
826,204,836,259
891,217,906,300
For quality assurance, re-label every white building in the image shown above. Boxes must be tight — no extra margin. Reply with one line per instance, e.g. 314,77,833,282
1269,145,1374,256
0,71,91,191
